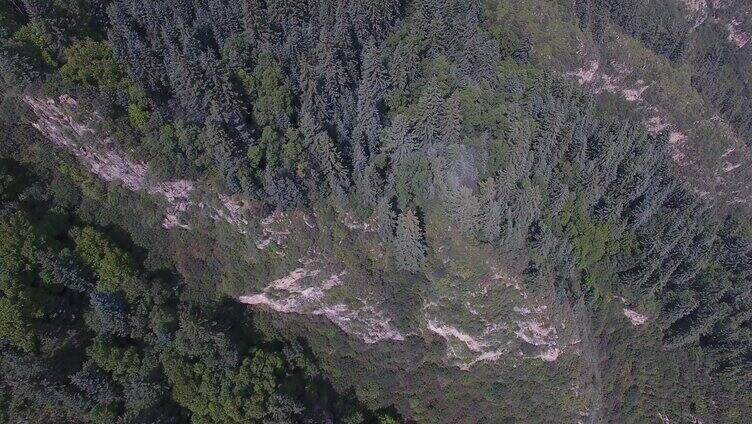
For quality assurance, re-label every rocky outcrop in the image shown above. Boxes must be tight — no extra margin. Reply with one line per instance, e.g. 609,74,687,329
23,94,406,348
25,95,195,229
238,252,405,344
727,19,751,47
566,55,752,210
420,264,579,370
677,0,751,46
25,94,584,369
241,255,579,368
23,95,279,237
623,308,648,326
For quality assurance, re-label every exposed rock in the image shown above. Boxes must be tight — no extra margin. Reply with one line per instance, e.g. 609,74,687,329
515,319,557,346
25,94,405,346
565,55,752,210
26,95,576,369
424,316,509,370
213,194,250,232
678,0,709,28
677,0,752,47
23,95,286,235
322,303,406,344
24,95,195,229
515,319,561,362
658,411,672,424
239,254,405,344
254,211,293,250
340,212,376,232
622,308,648,326
568,60,600,85
727,19,751,48
679,0,708,14
422,264,575,370
623,81,652,102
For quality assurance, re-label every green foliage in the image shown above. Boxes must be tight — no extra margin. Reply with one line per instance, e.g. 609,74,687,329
242,53,303,178
163,349,283,423
0,4,24,36
597,0,690,61
0,210,44,352
0,277,43,352
446,259,479,282
559,199,621,270
89,404,118,424
87,337,142,378
378,415,399,424
0,153,384,423
61,39,127,89
240,53,293,128
0,211,40,275
127,103,150,129
0,169,17,201
490,0,581,68
73,226,142,299
12,23,56,67
247,144,264,171
457,87,507,137
262,127,281,168
394,156,430,206
394,209,426,273
248,126,284,174
142,121,205,179
4,0,752,421
281,128,306,175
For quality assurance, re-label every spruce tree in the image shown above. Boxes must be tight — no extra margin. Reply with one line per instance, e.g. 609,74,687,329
394,209,426,273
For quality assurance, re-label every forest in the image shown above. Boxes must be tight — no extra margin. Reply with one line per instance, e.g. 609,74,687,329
1,0,752,423
0,156,403,423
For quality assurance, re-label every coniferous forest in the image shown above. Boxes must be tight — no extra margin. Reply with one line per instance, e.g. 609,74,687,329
2,0,752,423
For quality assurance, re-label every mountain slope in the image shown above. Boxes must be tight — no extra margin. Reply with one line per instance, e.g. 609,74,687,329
2,0,752,423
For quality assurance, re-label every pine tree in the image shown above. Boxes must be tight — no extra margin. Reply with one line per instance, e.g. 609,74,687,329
478,178,502,243
389,30,420,95
414,80,445,146
355,165,384,208
445,185,480,236
202,105,243,192
263,168,303,211
394,209,426,273
0,42,40,86
311,132,350,201
375,196,396,243
382,115,418,165
444,91,462,144
349,0,401,43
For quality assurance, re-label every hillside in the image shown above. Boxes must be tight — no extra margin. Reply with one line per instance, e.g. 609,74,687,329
2,1,752,423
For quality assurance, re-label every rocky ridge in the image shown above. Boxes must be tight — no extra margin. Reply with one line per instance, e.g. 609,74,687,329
22,94,630,370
